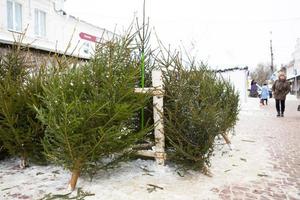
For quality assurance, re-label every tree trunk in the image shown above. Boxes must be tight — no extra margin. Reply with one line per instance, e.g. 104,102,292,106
221,132,231,144
69,160,82,190
69,169,80,191
202,164,213,177
19,154,28,169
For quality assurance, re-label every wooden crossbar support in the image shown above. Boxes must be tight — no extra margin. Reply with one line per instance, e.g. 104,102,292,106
134,87,164,96
135,70,166,165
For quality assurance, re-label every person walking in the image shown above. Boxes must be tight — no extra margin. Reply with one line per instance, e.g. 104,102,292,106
250,80,258,97
272,72,290,117
260,83,269,105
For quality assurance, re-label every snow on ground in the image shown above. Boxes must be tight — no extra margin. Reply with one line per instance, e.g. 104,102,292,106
0,99,276,200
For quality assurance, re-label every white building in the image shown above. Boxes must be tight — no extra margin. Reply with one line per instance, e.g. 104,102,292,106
216,67,249,104
286,38,300,97
0,0,113,59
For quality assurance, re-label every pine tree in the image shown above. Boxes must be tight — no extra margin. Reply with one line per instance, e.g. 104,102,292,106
0,141,8,160
0,43,45,167
35,35,151,190
160,54,239,170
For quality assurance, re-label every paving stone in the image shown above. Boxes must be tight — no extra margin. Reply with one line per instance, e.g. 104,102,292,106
213,99,300,200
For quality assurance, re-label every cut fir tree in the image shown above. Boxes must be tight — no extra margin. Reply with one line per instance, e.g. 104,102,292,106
160,53,239,172
35,35,151,190
0,43,45,167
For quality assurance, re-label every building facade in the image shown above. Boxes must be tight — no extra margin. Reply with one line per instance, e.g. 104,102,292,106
0,0,113,59
286,38,300,98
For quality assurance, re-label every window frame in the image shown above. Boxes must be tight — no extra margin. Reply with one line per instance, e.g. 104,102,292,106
82,42,91,54
34,8,46,37
7,0,23,32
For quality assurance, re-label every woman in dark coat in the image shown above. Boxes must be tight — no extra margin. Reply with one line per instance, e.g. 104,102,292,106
250,80,258,97
272,72,290,117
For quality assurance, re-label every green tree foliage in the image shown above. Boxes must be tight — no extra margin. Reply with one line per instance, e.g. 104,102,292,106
35,35,151,190
0,142,8,160
218,79,239,135
160,55,239,170
0,44,45,166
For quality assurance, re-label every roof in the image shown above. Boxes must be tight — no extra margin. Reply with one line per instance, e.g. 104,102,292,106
214,66,249,73
0,39,89,60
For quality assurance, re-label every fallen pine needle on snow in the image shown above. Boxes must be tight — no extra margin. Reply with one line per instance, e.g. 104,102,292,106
147,184,164,193
38,188,94,200
241,139,256,143
257,173,269,177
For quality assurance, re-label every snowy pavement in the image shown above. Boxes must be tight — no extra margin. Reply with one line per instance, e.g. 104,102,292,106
0,98,299,200
214,98,300,200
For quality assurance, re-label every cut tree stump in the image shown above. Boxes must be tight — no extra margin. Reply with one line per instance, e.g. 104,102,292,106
221,132,231,145
69,169,80,191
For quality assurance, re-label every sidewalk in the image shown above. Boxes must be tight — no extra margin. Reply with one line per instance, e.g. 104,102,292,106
213,97,300,200
286,94,299,101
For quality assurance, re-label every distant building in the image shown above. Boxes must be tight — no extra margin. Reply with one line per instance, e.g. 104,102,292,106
216,67,249,104
0,0,114,63
286,38,300,97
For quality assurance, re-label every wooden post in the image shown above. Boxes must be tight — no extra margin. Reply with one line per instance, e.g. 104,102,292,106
135,70,166,165
152,70,166,165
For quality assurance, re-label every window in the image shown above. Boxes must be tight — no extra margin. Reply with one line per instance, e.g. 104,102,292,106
7,0,22,32
34,9,46,37
83,42,91,54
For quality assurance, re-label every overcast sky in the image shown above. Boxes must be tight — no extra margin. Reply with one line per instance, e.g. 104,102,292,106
65,0,300,69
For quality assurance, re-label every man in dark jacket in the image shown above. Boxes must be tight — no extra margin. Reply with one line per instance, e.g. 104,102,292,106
272,72,290,117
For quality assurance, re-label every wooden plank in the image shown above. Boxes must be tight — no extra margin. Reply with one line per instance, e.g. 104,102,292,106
134,70,166,165
152,70,166,165
136,150,155,158
134,87,164,96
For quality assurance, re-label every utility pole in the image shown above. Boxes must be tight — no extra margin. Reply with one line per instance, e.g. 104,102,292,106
270,31,274,72
295,68,298,98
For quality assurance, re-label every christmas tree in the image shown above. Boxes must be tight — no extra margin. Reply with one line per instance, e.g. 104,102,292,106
0,141,8,160
35,35,151,190
160,53,239,171
0,43,45,167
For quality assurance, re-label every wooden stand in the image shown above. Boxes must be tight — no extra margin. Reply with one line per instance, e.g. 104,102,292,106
135,70,166,165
